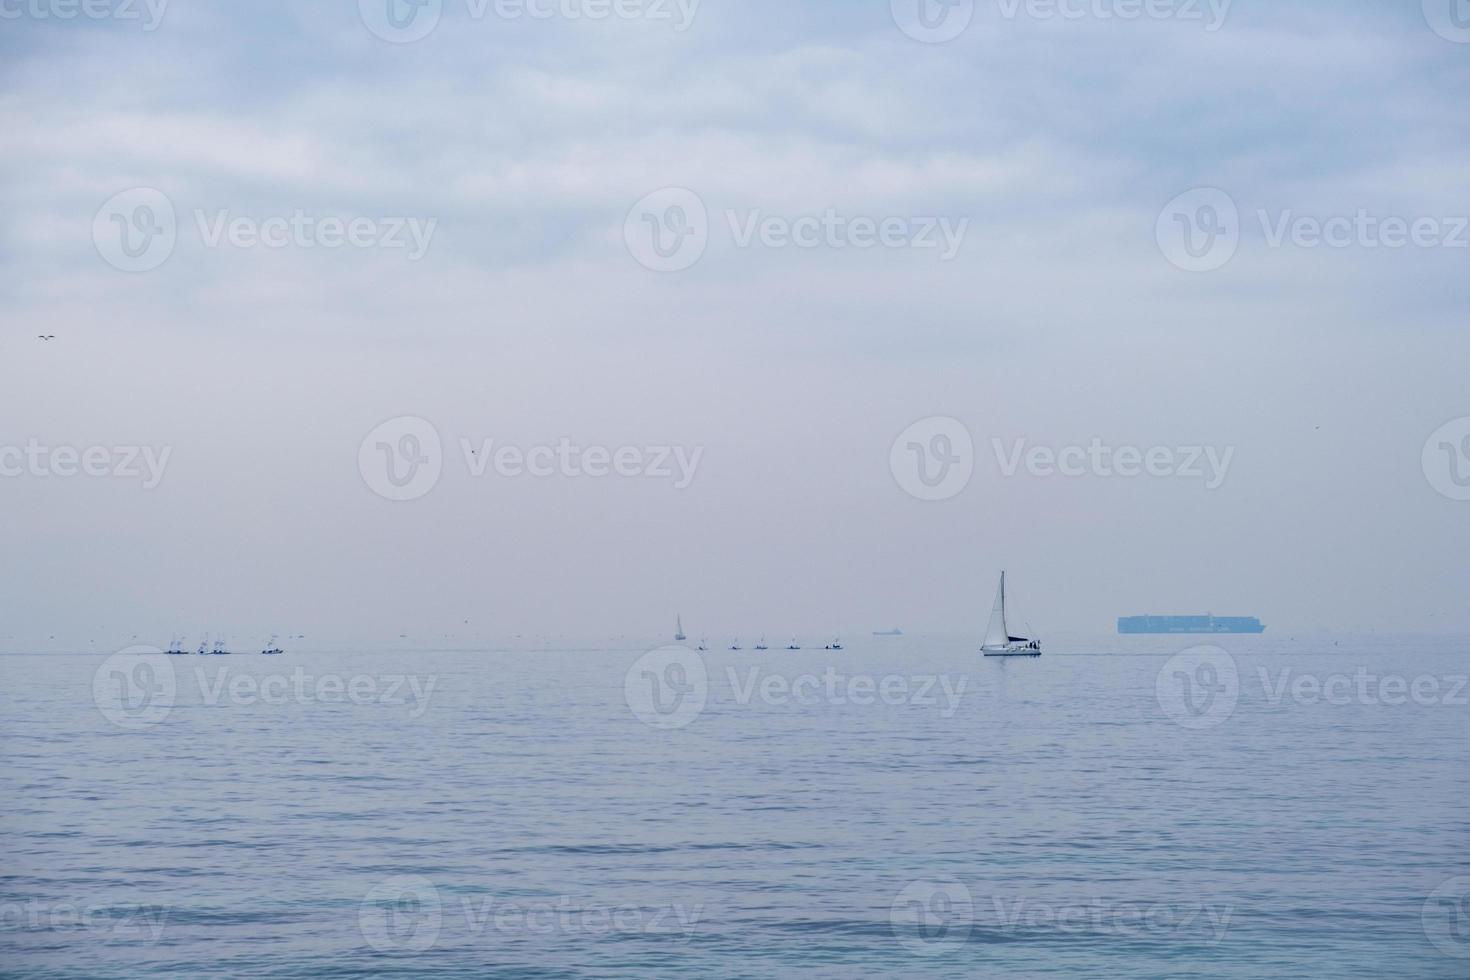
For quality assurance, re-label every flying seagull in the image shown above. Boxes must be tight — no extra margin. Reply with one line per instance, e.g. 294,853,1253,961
38,334,55,341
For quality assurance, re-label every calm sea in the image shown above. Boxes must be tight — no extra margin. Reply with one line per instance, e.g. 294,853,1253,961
2,635,1467,978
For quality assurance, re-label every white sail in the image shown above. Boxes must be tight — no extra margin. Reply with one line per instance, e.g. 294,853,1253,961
983,572,1011,648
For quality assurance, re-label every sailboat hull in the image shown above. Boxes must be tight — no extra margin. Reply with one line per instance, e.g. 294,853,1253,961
983,649,1041,658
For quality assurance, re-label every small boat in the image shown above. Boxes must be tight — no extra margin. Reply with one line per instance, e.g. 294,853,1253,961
729,639,742,650
210,639,231,656
754,637,769,651
697,635,708,652
197,634,210,656
261,634,284,656
981,571,1041,657
674,614,687,642
786,637,801,650
825,639,844,651
165,635,190,656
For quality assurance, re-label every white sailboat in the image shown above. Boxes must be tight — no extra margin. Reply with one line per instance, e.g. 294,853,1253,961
674,615,687,642
981,571,1041,657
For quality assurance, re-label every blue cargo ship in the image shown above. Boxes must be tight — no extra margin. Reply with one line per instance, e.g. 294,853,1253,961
1118,614,1265,634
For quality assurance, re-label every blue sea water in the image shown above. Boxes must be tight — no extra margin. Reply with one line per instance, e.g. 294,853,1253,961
2,635,1467,978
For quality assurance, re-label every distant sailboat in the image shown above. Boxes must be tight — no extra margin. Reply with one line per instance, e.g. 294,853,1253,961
697,635,708,651
197,634,210,656
166,635,189,656
674,615,687,642
981,572,1041,657
211,638,231,656
786,637,801,650
261,634,283,656
729,638,742,650
825,638,843,650
755,637,769,650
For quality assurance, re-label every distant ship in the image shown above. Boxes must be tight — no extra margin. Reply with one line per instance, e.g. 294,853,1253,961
981,571,1041,657
1118,614,1265,634
674,615,686,642
872,627,903,637
261,634,284,655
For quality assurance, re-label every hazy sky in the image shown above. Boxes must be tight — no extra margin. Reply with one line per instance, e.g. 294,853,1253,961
2,0,1468,647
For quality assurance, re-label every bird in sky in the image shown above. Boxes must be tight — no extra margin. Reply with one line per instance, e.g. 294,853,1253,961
38,334,55,341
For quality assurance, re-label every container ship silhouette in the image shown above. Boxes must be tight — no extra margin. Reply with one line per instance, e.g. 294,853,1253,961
1118,614,1265,634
